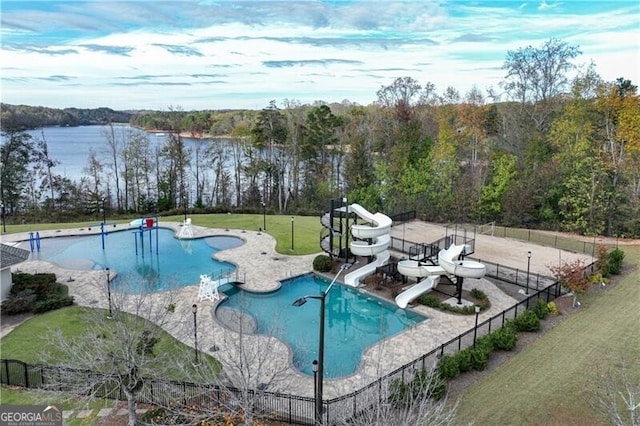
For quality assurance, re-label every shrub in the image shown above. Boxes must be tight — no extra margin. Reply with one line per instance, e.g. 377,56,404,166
388,378,409,407
1,289,37,315
312,255,333,272
490,326,518,351
469,345,491,371
470,288,485,300
532,298,550,320
606,248,625,275
429,373,447,401
4,273,73,315
588,273,609,286
10,273,58,297
418,288,490,314
32,294,74,314
418,294,441,308
455,349,473,372
509,310,541,332
547,301,560,316
437,354,460,380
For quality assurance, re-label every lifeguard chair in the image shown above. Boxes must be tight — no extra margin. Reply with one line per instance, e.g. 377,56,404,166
197,274,220,302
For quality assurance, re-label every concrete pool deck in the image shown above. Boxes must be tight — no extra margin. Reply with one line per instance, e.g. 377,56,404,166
1,220,593,399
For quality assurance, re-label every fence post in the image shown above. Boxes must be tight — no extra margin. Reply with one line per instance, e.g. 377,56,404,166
24,361,29,388
3,360,8,385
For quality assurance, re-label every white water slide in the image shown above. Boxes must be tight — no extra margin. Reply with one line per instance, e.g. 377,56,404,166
343,204,392,287
395,244,487,308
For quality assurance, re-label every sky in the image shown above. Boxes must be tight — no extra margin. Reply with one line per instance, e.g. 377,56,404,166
1,0,639,111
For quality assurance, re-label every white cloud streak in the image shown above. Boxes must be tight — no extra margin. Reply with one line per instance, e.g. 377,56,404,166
1,0,638,110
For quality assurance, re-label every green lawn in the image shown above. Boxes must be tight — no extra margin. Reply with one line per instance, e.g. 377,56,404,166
0,388,115,426
0,213,323,255
454,245,640,425
1,306,219,381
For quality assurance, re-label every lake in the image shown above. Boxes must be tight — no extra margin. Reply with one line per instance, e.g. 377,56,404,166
25,124,237,183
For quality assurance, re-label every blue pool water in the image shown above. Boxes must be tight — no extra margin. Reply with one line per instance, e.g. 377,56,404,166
27,228,239,292
218,274,427,378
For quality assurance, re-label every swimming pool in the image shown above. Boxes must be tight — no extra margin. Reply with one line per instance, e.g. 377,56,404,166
26,228,240,292
217,274,427,378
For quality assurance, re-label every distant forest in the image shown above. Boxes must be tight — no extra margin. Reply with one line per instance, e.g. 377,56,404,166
1,39,639,237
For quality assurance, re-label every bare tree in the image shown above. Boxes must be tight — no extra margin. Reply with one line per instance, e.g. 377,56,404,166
41,275,183,426
335,370,457,426
588,358,640,426
103,123,124,210
174,302,298,425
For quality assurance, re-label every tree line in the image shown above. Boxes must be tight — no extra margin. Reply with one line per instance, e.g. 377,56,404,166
1,39,638,237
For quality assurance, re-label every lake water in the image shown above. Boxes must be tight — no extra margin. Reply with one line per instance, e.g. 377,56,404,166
25,125,237,183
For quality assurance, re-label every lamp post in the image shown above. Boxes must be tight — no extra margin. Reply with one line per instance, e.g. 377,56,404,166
101,198,106,224
473,305,480,347
106,268,113,319
262,202,266,231
192,304,199,366
292,263,350,425
291,216,295,251
526,251,532,295
342,198,349,264
1,202,5,233
312,360,319,424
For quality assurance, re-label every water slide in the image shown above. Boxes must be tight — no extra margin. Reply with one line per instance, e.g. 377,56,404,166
395,244,486,308
343,204,392,287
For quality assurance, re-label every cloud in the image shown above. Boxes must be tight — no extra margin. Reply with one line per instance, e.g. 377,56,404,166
81,44,134,55
262,59,363,68
538,1,559,11
152,44,204,57
0,0,637,110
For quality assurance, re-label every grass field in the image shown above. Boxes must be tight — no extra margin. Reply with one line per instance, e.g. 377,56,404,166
0,306,219,381
0,388,115,426
454,245,640,425
0,213,324,255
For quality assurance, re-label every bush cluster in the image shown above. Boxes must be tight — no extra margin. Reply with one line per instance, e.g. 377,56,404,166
489,326,518,351
1,272,74,315
547,301,560,316
312,255,333,272
435,309,548,383
532,298,550,320
417,287,490,314
606,248,624,276
507,309,541,332
389,367,447,407
437,327,518,380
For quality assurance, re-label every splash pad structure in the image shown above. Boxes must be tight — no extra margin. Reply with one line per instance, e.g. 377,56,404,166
129,216,160,257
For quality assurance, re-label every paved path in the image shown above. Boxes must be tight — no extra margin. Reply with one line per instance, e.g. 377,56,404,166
0,219,593,400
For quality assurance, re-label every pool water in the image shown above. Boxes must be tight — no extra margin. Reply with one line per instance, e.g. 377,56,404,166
26,228,239,292
218,274,427,378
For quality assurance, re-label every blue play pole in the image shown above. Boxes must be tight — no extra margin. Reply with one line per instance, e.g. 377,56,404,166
155,217,159,255
140,228,144,258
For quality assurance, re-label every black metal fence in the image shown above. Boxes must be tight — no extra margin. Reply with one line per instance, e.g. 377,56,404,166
1,270,574,425
3,238,599,425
